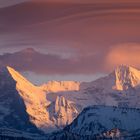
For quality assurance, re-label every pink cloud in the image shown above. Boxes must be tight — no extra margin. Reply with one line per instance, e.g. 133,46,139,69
105,43,140,71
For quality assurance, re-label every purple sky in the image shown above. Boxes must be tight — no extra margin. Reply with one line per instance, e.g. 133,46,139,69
0,0,140,84
0,0,28,8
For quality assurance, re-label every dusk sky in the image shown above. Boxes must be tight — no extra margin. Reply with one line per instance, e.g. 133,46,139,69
0,0,140,84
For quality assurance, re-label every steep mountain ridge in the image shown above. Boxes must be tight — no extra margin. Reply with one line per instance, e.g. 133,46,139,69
40,81,80,93
0,66,39,133
0,66,80,133
6,66,52,132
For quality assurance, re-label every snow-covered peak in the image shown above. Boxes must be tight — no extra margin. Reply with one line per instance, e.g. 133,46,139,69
81,65,140,92
5,66,47,105
0,66,52,132
0,66,43,133
0,66,81,133
112,65,140,90
0,66,34,87
40,81,80,93
2,65,140,135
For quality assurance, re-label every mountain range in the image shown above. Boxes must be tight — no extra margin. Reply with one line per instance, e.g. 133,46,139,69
0,65,140,139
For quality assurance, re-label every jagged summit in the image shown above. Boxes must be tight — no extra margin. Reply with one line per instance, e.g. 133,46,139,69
0,65,41,133
81,65,140,92
112,65,140,90
0,66,50,132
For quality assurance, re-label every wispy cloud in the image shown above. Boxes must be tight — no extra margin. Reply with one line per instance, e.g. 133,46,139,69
1,1,140,76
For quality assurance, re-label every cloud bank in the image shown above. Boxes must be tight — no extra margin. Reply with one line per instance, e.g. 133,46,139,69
0,44,140,75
